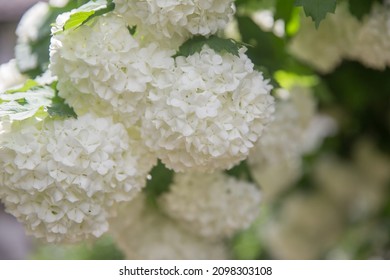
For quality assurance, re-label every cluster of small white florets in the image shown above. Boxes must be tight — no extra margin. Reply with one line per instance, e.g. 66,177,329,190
109,194,229,260
0,114,155,242
289,2,360,73
290,1,390,72
261,192,344,259
142,46,274,172
14,1,50,72
248,87,335,201
0,59,26,92
50,4,274,172
114,0,235,46
349,3,390,70
1,0,274,244
313,140,390,220
159,172,261,240
50,13,175,126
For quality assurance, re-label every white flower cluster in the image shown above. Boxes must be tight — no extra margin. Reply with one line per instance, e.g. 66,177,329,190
248,87,335,201
0,59,27,92
14,2,50,72
50,13,175,127
109,194,230,260
314,140,390,220
290,1,390,72
350,3,390,70
289,2,360,73
49,1,274,173
0,114,155,242
142,46,274,172
261,192,344,259
114,0,235,46
159,172,261,240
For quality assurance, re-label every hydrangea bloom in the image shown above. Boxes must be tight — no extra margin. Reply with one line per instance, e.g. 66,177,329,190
248,87,314,199
0,114,155,242
314,149,389,220
114,0,235,46
261,193,343,259
350,3,390,70
289,2,361,73
142,45,274,172
0,59,27,92
109,194,229,259
50,13,175,126
15,2,50,72
159,172,261,240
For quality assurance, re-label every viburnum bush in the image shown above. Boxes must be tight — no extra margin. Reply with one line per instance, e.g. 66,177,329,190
0,0,389,259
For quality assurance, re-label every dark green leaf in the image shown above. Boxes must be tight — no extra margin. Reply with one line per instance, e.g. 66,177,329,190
348,0,379,21
144,161,174,206
175,35,243,57
275,0,295,24
46,94,77,118
225,160,255,183
295,0,337,28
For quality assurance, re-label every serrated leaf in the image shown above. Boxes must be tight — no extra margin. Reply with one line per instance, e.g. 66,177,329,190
295,0,337,28
46,94,77,118
62,0,115,32
176,35,242,57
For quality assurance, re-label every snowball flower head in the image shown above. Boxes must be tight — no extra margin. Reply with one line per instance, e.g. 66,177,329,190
289,2,361,73
15,2,50,72
50,12,175,126
0,114,155,242
159,172,261,240
0,60,27,92
261,192,343,259
349,3,390,70
114,0,235,46
142,45,274,172
248,87,317,199
109,194,230,259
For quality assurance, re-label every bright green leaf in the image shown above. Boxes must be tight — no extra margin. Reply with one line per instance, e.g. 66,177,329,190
5,80,39,94
295,0,337,28
62,0,115,32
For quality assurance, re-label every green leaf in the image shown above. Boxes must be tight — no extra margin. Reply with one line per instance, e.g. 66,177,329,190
295,0,337,28
348,0,379,21
62,0,115,32
0,84,54,121
5,80,39,94
46,94,77,118
144,161,174,206
275,0,295,24
175,35,243,57
225,160,255,183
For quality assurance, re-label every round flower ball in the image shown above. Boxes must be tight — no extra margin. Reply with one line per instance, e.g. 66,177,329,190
141,45,274,172
159,172,261,240
114,0,236,46
109,194,230,260
0,113,155,242
50,12,175,127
